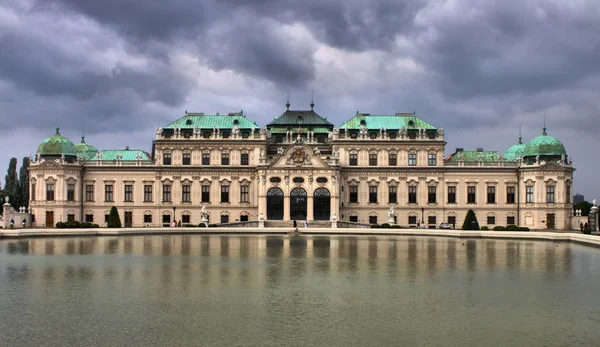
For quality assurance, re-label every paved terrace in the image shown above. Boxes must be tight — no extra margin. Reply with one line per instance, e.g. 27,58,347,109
1,228,599,249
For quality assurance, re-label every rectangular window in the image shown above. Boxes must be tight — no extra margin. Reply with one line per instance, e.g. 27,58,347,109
447,186,456,204
408,215,417,225
349,186,358,203
369,216,378,224
507,216,515,225
349,216,358,222
408,186,417,203
241,153,249,166
388,186,397,203
221,185,229,203
46,184,55,201
67,183,75,201
85,214,94,223
124,184,133,202
428,215,436,225
240,185,249,203
144,214,152,223
546,186,555,203
104,184,113,202
388,153,397,166
182,215,191,224
182,185,191,202
428,186,436,204
487,186,496,204
408,153,417,166
162,185,171,202
144,185,153,202
182,153,191,165
163,153,171,165
428,154,436,166
566,185,571,204
467,186,476,204
31,183,36,201
104,214,109,223
526,186,534,203
162,215,171,224
240,215,249,222
85,184,94,202
369,153,377,166
202,153,210,165
448,216,456,226
487,216,496,225
221,153,229,165
506,186,515,204
202,185,210,202
369,186,377,203
67,214,75,222
349,153,358,166
221,215,229,224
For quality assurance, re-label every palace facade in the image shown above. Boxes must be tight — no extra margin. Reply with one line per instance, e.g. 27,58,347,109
29,104,574,229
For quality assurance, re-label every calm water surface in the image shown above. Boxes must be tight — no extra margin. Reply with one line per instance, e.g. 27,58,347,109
1,235,599,347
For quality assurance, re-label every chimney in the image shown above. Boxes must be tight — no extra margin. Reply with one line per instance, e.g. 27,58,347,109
455,148,464,152
476,148,484,152
125,146,129,150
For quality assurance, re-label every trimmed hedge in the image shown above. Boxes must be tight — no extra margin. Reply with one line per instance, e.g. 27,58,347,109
462,209,480,230
481,226,489,230
107,206,122,228
493,226,506,231
370,224,381,228
56,221,100,229
380,223,391,228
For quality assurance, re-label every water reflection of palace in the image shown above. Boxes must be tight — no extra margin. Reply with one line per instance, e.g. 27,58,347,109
1,236,574,276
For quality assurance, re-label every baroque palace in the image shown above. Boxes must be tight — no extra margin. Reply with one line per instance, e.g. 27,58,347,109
28,102,574,229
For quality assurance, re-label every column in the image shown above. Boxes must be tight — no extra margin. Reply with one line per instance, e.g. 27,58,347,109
284,195,290,220
307,195,314,220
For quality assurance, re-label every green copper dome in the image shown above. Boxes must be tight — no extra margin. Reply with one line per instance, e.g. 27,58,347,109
75,136,98,160
37,128,77,157
523,128,567,158
504,136,526,161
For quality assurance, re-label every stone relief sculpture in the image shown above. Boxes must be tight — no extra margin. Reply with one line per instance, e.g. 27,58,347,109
314,147,320,155
277,147,284,155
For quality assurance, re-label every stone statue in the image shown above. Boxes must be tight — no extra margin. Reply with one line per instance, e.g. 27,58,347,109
535,155,540,163
232,125,240,136
201,206,207,215
593,199,598,207
156,126,162,135
260,127,267,136
277,147,284,155
251,126,255,134
258,212,265,221
333,128,339,135
328,131,333,141
388,207,395,219
331,213,337,222
437,128,444,136
314,147,320,155
334,150,340,160
4,196,8,204
360,125,367,137
400,127,406,137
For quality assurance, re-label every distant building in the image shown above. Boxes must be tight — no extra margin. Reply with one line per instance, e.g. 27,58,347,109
29,104,575,230
573,193,584,204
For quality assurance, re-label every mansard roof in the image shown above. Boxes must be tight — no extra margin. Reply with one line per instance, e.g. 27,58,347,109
163,112,259,130
446,149,501,163
267,109,334,127
91,149,152,161
340,113,437,130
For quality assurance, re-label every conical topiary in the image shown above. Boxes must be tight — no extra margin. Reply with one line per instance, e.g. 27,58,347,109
461,209,480,230
107,206,122,228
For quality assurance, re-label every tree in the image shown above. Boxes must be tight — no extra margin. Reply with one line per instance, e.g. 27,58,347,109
107,206,122,228
4,158,18,206
18,156,30,209
574,201,593,217
462,209,480,230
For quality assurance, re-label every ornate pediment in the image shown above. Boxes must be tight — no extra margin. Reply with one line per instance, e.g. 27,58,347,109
285,146,313,167
37,159,62,169
537,162,564,171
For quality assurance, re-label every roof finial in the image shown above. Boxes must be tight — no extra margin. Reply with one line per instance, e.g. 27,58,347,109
542,114,547,135
185,109,188,114
286,90,290,110
518,124,522,144
413,109,416,116
55,127,60,135
310,89,314,110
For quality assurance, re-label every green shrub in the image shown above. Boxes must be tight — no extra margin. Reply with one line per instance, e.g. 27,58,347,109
518,227,530,231
506,224,518,231
81,222,93,228
208,224,217,227
391,225,402,229
461,209,480,230
380,223,391,228
481,226,489,230
56,221,66,228
370,224,381,228
183,224,195,228
92,224,100,228
493,226,506,231
198,223,207,227
107,206,122,228
65,220,81,228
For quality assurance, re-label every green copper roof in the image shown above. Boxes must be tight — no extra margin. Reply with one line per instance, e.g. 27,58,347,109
504,136,526,161
267,109,334,127
163,112,258,129
446,150,501,162
75,136,98,160
340,113,437,130
523,128,567,157
268,126,331,134
37,128,77,157
91,149,151,161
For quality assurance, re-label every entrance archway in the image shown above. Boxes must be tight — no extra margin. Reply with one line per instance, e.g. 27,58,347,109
267,188,284,220
313,188,331,220
290,187,307,220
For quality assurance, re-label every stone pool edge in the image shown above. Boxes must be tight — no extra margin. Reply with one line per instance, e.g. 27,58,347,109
1,228,599,248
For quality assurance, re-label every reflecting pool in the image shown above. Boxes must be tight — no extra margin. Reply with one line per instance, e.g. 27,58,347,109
1,235,599,346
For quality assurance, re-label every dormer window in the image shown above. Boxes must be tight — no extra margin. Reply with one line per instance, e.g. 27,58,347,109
233,119,239,125
185,119,193,125
408,120,415,128
360,120,367,126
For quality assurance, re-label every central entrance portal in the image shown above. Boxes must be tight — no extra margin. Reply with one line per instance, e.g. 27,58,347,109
313,188,331,220
267,188,284,220
290,187,307,220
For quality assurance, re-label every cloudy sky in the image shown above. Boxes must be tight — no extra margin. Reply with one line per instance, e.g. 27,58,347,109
1,0,599,200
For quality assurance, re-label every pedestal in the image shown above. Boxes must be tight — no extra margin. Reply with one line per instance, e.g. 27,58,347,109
259,220,265,228
331,221,337,229
387,218,396,225
200,217,209,227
